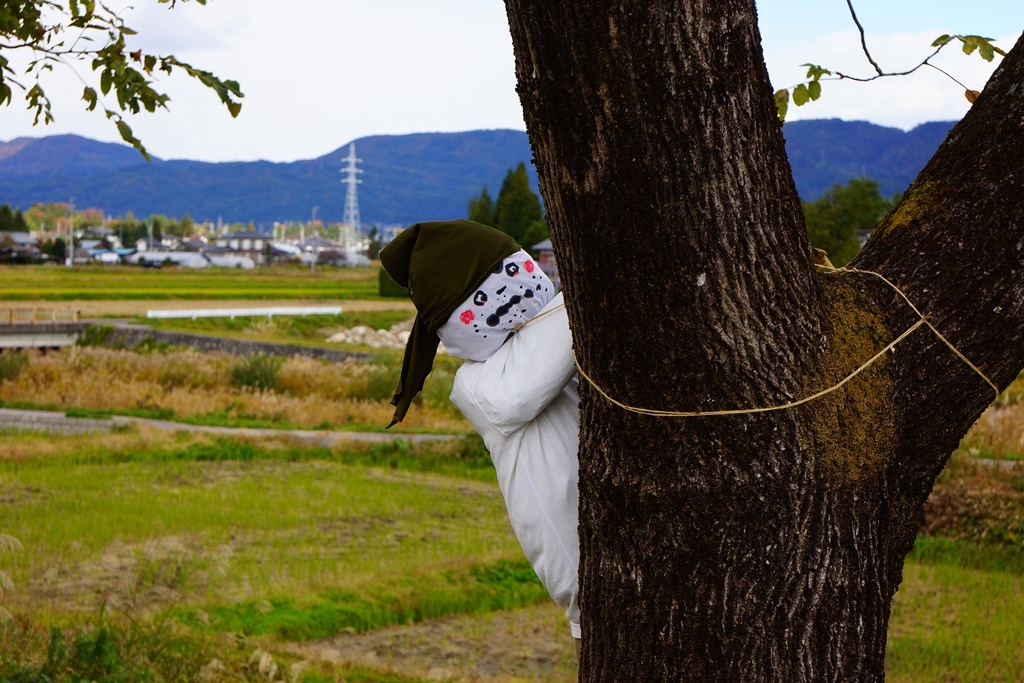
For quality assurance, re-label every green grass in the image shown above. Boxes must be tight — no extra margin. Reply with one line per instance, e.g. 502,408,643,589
0,614,254,683
0,431,494,480
908,535,1024,574
144,310,413,338
205,558,546,640
0,433,528,681
887,560,1024,682
0,453,517,612
0,264,381,301
0,613,427,683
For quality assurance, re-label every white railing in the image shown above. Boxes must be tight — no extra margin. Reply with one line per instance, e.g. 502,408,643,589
146,306,342,320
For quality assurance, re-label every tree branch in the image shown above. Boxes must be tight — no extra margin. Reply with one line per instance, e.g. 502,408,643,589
845,0,883,76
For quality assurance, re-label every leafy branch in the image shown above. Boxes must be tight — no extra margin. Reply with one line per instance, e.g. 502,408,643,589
774,0,1006,121
0,0,243,158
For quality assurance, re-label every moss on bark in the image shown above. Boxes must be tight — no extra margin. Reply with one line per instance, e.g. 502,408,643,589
806,275,896,484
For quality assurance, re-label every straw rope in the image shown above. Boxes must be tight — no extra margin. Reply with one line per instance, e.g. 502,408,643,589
523,266,999,418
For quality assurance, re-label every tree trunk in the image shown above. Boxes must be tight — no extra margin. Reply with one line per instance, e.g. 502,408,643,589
503,1,1024,680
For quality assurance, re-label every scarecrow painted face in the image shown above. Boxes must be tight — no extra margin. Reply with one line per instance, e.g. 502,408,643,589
438,249,555,361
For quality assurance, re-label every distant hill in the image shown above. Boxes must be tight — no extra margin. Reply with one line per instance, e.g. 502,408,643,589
782,119,954,199
0,120,954,226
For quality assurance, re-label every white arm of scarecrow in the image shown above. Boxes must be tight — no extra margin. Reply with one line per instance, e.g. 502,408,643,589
450,294,575,435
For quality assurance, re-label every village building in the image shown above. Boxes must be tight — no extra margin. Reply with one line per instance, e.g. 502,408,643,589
214,230,272,265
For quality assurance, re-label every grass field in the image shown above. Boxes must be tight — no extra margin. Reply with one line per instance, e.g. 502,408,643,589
0,264,385,302
2,264,1024,680
1,430,1022,681
0,430,548,682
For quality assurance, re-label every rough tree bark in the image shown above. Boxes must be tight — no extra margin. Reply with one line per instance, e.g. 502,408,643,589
503,1,1024,680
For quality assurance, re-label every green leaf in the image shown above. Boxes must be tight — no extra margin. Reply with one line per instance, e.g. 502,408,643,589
802,63,831,81
774,89,789,122
114,118,150,161
808,80,821,101
792,83,810,107
82,86,97,110
932,34,953,47
99,69,112,95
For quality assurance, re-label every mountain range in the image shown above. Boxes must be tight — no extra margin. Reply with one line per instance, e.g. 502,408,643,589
0,119,955,228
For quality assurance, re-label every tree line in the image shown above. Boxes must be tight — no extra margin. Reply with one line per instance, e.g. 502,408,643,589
467,170,893,266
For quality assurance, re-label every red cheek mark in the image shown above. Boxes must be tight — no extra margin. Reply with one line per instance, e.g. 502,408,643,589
524,260,535,273
460,309,475,325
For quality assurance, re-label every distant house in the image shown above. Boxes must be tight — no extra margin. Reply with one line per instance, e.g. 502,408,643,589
181,234,208,252
532,239,560,290
135,237,163,252
215,230,271,265
0,231,41,262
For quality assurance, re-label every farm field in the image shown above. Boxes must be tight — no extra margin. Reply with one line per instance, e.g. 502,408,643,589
0,430,1021,682
0,264,387,302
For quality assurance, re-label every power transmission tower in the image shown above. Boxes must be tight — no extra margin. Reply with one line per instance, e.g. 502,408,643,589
341,143,363,237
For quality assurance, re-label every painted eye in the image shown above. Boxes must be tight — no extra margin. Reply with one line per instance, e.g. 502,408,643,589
505,263,520,276
473,290,488,306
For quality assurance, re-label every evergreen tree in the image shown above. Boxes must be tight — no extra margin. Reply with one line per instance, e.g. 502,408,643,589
0,204,13,232
802,177,893,266
467,163,550,249
43,237,66,263
467,187,496,226
493,162,544,246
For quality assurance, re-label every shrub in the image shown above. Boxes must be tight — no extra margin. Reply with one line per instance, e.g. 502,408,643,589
230,354,284,391
76,324,114,347
0,351,29,382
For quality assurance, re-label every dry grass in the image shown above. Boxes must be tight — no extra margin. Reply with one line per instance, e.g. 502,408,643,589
963,404,1024,460
291,602,578,683
951,373,1024,460
0,346,468,433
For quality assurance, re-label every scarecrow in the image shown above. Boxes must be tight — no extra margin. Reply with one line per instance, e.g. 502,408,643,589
380,220,581,651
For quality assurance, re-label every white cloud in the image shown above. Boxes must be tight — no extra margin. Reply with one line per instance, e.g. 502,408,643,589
764,29,1019,129
0,2,1020,161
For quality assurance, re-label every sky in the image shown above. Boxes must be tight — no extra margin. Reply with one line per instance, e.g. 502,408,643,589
0,1,1022,163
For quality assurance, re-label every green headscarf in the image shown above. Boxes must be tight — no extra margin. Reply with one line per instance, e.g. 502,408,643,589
379,220,519,427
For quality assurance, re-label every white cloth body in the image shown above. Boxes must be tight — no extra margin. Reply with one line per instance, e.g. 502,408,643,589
448,293,581,638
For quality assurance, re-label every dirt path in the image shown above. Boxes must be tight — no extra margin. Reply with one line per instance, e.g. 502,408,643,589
289,603,578,682
114,415,455,446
